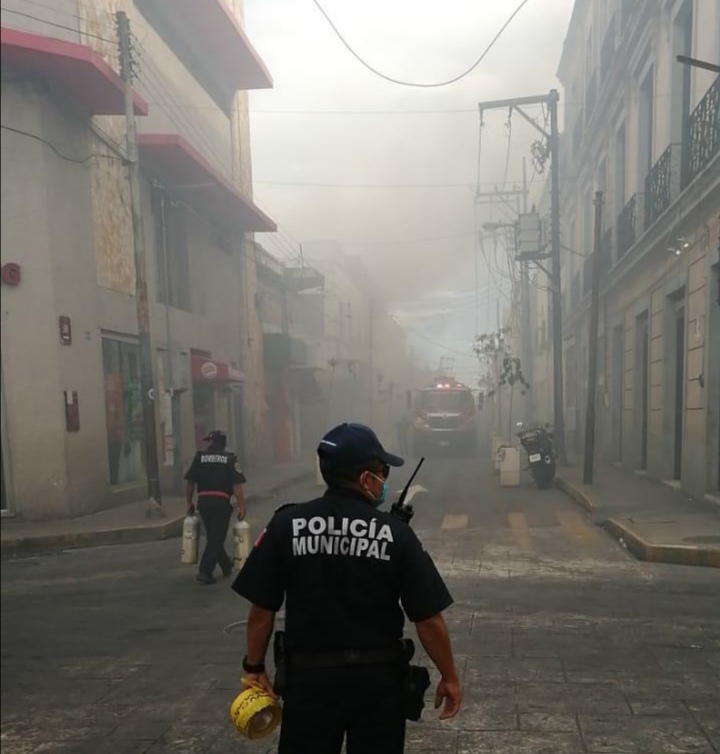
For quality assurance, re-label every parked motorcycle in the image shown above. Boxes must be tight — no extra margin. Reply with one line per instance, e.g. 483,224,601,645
516,422,556,489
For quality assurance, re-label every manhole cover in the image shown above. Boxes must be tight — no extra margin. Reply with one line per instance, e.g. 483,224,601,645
682,535,720,545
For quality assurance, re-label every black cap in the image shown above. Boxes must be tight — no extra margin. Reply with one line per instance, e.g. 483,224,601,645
203,430,227,443
317,423,405,470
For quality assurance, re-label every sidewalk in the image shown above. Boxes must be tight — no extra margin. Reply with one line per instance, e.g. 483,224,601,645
0,461,314,558
556,463,720,568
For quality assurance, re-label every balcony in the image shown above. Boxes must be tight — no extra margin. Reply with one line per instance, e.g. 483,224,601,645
134,0,272,112
682,75,719,189
644,143,680,228
264,333,308,369
616,194,636,259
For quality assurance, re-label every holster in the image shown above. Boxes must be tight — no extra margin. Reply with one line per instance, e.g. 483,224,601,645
400,638,431,722
272,630,288,699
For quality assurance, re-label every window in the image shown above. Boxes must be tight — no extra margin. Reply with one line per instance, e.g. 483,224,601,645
638,66,655,180
155,199,191,311
614,122,626,215
102,338,145,486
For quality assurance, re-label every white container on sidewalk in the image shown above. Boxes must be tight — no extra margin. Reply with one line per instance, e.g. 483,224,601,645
492,436,506,472
499,447,520,487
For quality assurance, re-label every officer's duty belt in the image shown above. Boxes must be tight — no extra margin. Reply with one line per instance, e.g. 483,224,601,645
290,646,402,670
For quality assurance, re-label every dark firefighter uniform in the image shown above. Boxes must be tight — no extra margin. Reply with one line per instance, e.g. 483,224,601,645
232,424,453,754
184,431,246,582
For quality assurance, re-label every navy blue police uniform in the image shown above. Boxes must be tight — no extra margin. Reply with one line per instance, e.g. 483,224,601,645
232,423,452,754
185,430,246,581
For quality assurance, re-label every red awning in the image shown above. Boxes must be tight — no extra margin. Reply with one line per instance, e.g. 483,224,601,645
0,26,148,116
191,355,244,384
138,133,276,232
135,0,272,91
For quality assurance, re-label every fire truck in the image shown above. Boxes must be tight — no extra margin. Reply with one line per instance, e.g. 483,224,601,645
410,378,477,455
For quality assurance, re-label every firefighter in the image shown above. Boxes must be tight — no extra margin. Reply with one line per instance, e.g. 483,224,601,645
232,422,462,753
185,430,246,585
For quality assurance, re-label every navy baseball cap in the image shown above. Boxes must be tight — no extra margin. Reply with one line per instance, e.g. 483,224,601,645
203,429,227,443
317,423,405,470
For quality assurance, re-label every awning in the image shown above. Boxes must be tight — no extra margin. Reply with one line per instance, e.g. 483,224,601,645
0,26,148,116
134,0,272,92
191,355,244,384
138,133,276,233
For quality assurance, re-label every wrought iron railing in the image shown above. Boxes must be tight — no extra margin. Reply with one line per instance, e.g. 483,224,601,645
644,144,679,228
616,194,636,259
683,75,719,188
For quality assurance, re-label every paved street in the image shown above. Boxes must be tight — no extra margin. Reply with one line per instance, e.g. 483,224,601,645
2,455,719,753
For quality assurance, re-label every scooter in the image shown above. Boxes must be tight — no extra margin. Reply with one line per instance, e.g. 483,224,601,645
516,423,556,489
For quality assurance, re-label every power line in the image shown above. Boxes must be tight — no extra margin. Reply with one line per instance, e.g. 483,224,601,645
256,180,489,189
310,0,533,88
15,0,118,33
0,8,115,43
0,124,124,164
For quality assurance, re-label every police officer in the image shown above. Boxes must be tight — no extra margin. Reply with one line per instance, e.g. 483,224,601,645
185,430,246,585
232,423,462,754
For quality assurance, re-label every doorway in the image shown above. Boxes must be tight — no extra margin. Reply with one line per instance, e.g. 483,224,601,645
612,325,624,461
636,313,650,470
192,383,216,450
672,304,686,480
1,360,12,514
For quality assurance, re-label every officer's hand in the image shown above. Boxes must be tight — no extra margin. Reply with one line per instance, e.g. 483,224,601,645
243,672,276,699
435,677,462,720
187,504,196,516
237,507,246,521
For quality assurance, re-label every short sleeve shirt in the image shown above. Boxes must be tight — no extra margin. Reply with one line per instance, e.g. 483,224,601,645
184,450,246,497
232,488,453,651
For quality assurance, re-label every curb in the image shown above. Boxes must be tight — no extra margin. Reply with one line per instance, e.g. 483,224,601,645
0,516,185,558
554,474,595,513
555,474,720,569
1,469,315,558
605,517,720,569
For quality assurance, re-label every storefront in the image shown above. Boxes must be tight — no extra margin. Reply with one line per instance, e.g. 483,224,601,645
190,354,245,456
102,337,146,487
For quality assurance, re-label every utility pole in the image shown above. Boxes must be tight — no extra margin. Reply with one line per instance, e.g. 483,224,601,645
116,11,162,511
520,157,533,424
583,191,604,484
368,297,374,423
477,90,565,460
548,89,566,464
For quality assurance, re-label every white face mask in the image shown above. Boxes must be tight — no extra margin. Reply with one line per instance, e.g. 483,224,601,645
363,472,389,507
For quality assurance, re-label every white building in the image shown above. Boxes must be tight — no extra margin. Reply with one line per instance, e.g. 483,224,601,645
531,0,719,499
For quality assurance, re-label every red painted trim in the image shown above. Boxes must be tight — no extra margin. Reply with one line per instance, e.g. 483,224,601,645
138,133,276,233
1,26,148,116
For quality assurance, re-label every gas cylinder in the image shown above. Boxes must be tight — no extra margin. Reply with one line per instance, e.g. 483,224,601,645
181,514,200,564
233,519,251,568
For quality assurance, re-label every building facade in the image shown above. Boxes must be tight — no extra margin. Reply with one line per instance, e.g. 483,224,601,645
1,0,275,518
530,0,719,499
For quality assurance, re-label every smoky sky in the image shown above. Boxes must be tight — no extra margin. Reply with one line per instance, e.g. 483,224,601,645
245,0,575,380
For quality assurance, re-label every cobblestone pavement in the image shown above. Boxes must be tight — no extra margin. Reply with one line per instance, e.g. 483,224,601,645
2,456,719,753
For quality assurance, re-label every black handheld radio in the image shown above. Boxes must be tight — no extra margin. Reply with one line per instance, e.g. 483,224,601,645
390,457,425,524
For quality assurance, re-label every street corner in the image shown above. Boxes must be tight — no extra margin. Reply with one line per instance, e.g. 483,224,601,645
554,472,596,514
605,515,720,568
